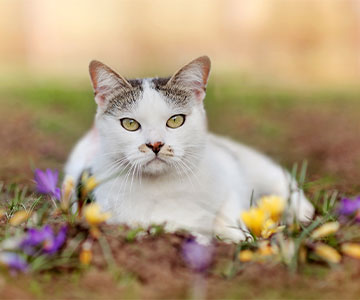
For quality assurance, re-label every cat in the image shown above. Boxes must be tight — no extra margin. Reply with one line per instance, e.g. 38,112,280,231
64,56,314,241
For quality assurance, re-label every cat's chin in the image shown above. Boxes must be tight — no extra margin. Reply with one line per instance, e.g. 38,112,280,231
141,157,170,176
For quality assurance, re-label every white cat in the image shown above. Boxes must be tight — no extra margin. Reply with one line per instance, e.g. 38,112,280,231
64,56,314,241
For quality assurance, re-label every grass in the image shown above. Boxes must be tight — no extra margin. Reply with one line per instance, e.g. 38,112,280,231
0,77,360,298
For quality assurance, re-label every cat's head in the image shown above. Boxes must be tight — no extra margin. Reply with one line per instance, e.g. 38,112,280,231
89,56,211,176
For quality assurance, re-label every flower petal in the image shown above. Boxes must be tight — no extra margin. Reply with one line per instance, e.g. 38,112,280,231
238,250,253,262
314,244,341,264
9,211,31,226
341,243,360,259
311,222,339,239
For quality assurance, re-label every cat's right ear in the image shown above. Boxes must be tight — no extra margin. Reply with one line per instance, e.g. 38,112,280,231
89,60,132,107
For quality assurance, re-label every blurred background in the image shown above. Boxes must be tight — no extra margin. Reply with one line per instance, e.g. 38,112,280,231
2,0,360,85
0,0,359,194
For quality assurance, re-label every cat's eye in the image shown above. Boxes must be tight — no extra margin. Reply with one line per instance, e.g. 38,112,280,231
120,118,141,131
166,114,185,129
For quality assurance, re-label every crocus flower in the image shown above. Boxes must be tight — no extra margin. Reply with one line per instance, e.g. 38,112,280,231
238,249,253,262
79,241,93,266
84,203,110,227
261,219,285,239
61,175,75,211
0,252,28,272
9,210,31,226
341,243,360,259
34,169,61,200
20,225,67,255
314,244,341,264
299,246,307,263
241,207,267,237
257,240,278,257
338,196,360,218
181,239,213,272
311,222,339,239
258,195,286,222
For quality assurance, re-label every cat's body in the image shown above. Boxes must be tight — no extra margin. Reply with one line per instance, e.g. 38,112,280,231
64,56,314,241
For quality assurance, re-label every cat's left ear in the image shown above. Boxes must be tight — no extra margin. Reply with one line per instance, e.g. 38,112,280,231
166,56,211,101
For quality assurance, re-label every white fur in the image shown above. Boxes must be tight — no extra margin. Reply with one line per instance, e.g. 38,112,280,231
64,60,314,242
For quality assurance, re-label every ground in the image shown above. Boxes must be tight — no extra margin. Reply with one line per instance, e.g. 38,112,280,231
0,78,360,299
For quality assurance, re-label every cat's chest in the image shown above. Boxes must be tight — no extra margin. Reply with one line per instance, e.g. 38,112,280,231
94,174,224,227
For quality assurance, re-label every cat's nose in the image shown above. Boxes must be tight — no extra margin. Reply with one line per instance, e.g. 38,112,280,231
146,141,164,154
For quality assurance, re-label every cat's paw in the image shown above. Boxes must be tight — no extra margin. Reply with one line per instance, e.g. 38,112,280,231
289,191,315,223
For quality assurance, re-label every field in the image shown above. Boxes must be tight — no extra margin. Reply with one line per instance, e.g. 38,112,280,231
1,77,360,299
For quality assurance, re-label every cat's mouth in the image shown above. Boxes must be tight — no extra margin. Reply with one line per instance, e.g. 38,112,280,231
145,156,167,166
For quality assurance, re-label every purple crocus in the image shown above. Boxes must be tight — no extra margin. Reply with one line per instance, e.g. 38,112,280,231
34,168,61,200
338,196,360,219
0,252,28,272
181,238,214,272
20,225,67,255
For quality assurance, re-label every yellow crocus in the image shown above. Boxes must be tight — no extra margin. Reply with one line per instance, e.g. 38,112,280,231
258,195,286,222
238,250,253,262
257,240,278,256
314,244,341,264
341,243,360,259
299,246,307,263
61,175,75,211
84,203,110,227
80,172,99,199
241,207,267,237
311,222,339,239
84,176,98,194
9,210,31,226
261,219,285,239
79,241,93,265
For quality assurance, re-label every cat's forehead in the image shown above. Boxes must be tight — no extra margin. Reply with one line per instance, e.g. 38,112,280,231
104,77,193,116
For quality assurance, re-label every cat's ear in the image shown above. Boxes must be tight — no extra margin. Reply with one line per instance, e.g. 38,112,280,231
89,60,132,107
166,56,211,101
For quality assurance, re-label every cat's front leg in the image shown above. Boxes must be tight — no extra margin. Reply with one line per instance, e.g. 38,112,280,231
213,193,250,243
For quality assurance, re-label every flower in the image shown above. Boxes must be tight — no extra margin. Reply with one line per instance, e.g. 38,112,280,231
341,243,360,259
61,175,75,211
258,195,286,222
181,239,214,272
20,225,67,255
241,207,267,237
83,176,98,194
79,241,93,266
261,219,285,239
84,203,110,227
34,169,61,200
238,249,254,262
0,252,28,272
257,240,278,257
311,222,339,239
338,197,360,219
314,244,341,264
9,210,31,226
81,172,99,198
299,246,307,263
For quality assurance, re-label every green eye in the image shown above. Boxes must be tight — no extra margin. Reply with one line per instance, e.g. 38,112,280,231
166,114,185,129
120,118,141,131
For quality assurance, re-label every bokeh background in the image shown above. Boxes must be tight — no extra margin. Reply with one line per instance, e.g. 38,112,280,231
1,0,360,194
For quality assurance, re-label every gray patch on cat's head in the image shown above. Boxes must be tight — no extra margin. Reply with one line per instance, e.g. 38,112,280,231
151,77,192,107
104,79,143,115
103,75,194,115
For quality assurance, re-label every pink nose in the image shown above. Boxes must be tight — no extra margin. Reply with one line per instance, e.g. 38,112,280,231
146,141,164,154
